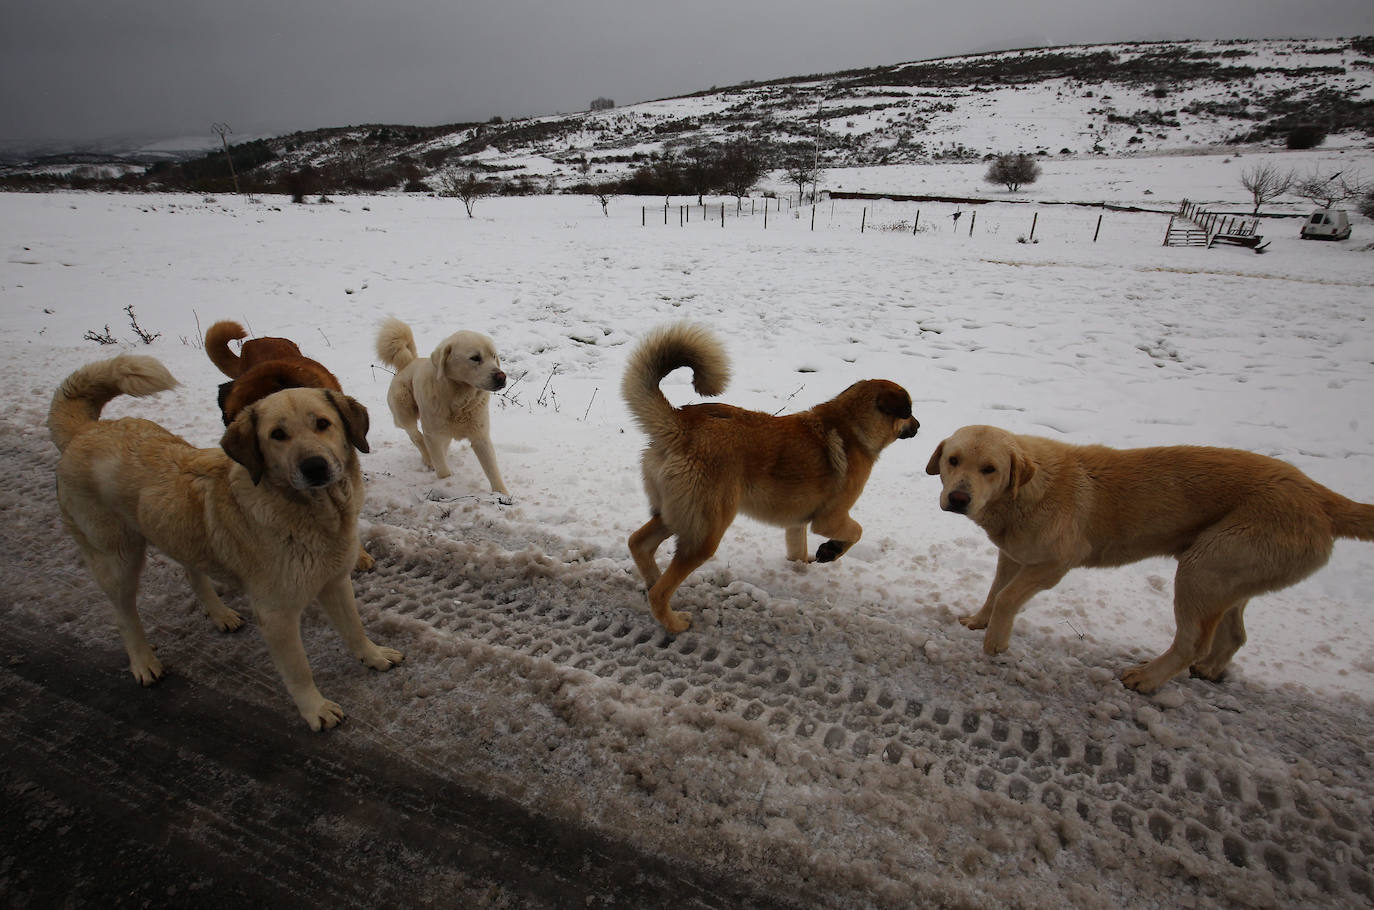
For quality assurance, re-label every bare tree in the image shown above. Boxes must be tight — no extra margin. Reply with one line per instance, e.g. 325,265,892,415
984,153,1041,192
1291,169,1368,209
1239,162,1293,214
211,122,240,194
589,97,616,111
440,172,493,217
592,182,617,216
782,155,823,204
716,139,769,202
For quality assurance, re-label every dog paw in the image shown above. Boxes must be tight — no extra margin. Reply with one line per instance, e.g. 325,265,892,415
360,645,404,671
354,549,376,572
494,492,513,506
659,611,692,634
1121,663,1163,693
1188,661,1229,682
129,655,165,686
815,540,844,563
302,699,346,732
208,606,244,633
958,613,989,631
982,634,1011,655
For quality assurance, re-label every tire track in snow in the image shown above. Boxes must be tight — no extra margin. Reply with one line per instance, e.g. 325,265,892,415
359,516,1374,907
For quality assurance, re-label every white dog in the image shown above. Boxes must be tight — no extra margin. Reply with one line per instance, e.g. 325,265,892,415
376,317,510,499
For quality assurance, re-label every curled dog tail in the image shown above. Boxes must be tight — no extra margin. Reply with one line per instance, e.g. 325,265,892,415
205,320,248,378
1326,493,1374,542
376,317,418,371
48,355,178,452
621,322,730,441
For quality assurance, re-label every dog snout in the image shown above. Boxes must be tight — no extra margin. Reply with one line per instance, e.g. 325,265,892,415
299,455,332,487
490,371,507,391
945,489,971,514
899,418,920,440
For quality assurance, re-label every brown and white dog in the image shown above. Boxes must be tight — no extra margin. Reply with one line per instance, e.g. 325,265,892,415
624,322,919,633
205,320,344,425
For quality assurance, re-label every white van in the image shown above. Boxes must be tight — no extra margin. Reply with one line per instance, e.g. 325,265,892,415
1300,208,1352,241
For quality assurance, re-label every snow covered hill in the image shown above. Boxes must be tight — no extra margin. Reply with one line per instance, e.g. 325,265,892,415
5,36,1372,194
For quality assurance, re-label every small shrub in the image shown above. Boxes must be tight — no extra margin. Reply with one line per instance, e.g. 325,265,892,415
1286,124,1326,150
83,325,117,345
985,153,1042,192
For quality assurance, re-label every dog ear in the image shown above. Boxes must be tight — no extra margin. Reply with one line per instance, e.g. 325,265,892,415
875,386,913,420
925,439,945,475
430,341,451,374
220,407,265,485
325,389,370,454
1008,443,1038,496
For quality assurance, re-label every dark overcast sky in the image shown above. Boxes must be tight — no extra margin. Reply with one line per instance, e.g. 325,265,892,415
3,0,1372,146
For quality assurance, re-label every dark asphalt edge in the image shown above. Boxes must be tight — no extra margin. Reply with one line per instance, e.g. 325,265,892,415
0,616,808,910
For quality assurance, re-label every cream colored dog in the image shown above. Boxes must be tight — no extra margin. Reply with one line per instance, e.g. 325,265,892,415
926,424,1374,692
376,316,510,500
49,355,402,731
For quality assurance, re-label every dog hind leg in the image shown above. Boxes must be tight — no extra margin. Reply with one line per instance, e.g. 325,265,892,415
647,537,720,634
82,533,162,685
629,513,672,587
1190,600,1248,682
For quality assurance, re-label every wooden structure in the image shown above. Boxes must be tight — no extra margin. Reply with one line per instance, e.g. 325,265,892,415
1163,199,1263,248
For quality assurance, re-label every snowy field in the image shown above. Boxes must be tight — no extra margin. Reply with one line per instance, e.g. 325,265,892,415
2,150,1373,908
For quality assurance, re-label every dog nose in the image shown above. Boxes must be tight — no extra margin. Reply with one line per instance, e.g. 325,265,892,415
900,419,919,439
492,371,507,391
946,490,971,513
299,456,331,486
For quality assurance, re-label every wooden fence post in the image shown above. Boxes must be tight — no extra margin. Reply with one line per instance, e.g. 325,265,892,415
1029,212,1038,242
811,205,816,231
969,211,976,236
1094,213,1103,243
861,207,867,233
913,209,920,234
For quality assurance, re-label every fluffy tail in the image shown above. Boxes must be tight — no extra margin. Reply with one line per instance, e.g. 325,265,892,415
376,317,418,371
1326,493,1374,542
205,320,248,378
48,355,178,452
621,323,730,441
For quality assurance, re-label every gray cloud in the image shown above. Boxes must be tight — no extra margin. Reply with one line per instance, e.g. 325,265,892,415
2,0,1371,146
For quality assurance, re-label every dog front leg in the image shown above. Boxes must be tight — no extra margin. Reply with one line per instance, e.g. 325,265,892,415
315,574,404,672
469,435,511,500
253,596,344,732
810,512,862,563
977,562,1069,654
422,430,454,478
959,550,1021,630
185,567,243,632
785,526,809,562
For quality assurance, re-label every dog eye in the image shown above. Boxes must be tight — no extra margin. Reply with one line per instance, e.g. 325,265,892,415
948,456,960,467
269,428,288,441
981,465,997,475
316,417,331,432
469,354,482,363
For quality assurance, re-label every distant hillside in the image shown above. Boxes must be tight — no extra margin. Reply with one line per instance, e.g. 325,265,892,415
4,36,1371,195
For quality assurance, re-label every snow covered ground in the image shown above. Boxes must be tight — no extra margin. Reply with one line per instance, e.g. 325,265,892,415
2,149,1373,907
